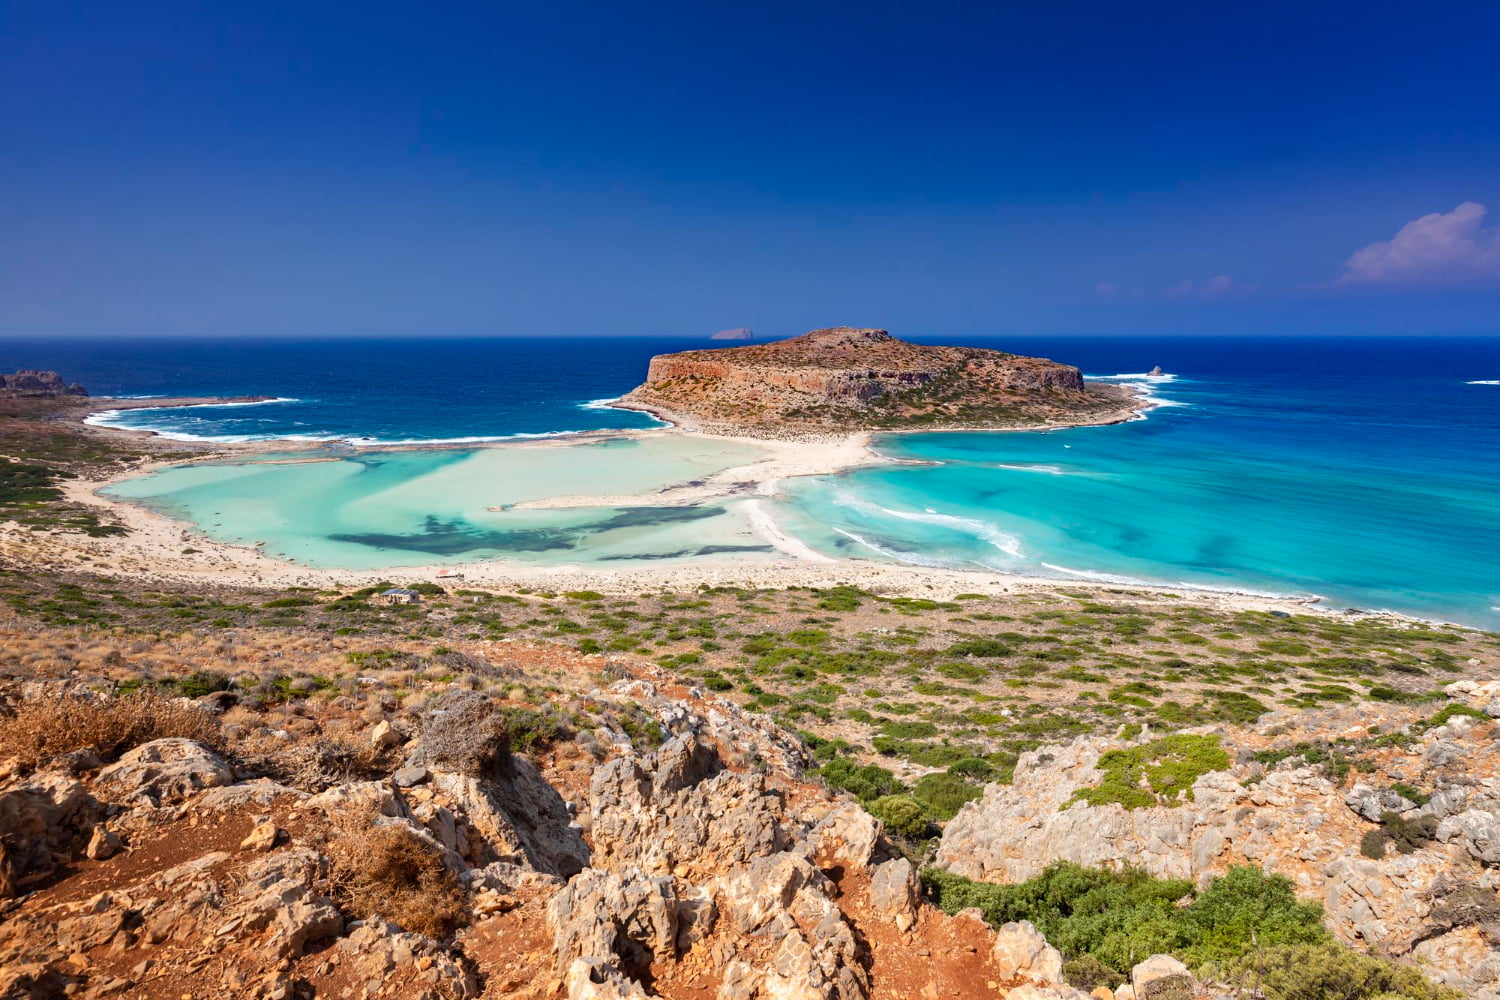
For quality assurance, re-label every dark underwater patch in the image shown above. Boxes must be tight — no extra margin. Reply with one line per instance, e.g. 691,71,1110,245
330,515,577,555
592,506,725,529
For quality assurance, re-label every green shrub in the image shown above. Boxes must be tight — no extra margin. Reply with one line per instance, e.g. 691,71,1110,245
175,670,233,698
868,794,930,838
1361,811,1438,858
818,757,904,802
1212,943,1460,1000
1067,734,1230,810
923,862,1330,988
910,771,983,820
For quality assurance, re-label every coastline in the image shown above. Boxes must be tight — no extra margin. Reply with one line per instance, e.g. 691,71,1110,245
0,386,1435,629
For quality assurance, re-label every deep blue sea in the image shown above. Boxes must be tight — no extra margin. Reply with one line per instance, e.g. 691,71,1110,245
4,336,1498,628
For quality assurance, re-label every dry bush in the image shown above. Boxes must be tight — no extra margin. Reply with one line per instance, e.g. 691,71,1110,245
407,690,510,776
0,691,222,769
253,734,390,791
324,820,468,939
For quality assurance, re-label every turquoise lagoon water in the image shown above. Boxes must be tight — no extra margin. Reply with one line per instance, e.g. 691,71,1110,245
105,436,774,569
8,335,1498,627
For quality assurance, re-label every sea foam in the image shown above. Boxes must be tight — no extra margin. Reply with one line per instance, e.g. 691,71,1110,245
831,490,1023,558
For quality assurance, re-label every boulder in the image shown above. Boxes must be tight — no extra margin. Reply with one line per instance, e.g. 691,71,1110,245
868,857,918,933
86,824,122,860
428,757,588,876
0,774,103,893
588,739,783,878
1130,954,1193,1000
95,739,233,806
370,719,403,748
806,801,882,869
548,867,680,976
1345,784,1416,823
239,822,281,852
564,958,648,999
992,919,1064,986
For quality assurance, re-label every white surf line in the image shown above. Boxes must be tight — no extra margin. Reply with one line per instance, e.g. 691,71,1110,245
743,499,833,563
1467,380,1500,385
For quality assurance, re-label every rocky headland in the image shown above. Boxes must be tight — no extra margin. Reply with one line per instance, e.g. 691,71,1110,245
0,370,88,398
618,327,1139,438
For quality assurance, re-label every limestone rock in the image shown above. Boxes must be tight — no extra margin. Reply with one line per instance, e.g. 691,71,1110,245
1345,783,1416,822
588,735,784,878
0,774,102,894
95,738,233,806
564,958,648,999
868,858,918,933
548,867,680,976
86,824,122,860
336,918,479,998
991,919,1064,986
713,852,868,1000
239,822,281,852
370,719,402,748
1131,955,1193,1000
805,801,881,868
428,756,588,876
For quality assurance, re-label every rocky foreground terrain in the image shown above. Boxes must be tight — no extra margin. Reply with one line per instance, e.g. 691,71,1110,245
619,328,1134,437
1,603,1495,1000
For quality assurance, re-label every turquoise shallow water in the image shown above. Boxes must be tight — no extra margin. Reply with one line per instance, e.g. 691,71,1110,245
11,335,1498,627
777,367,1500,627
105,436,774,569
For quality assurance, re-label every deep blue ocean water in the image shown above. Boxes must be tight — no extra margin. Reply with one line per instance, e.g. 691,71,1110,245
4,335,1498,627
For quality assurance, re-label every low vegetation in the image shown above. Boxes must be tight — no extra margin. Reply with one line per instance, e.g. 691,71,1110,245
0,690,221,768
1066,733,1230,810
923,863,1456,998
325,820,469,938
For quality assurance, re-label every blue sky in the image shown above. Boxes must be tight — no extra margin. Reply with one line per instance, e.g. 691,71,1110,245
4,1,1499,338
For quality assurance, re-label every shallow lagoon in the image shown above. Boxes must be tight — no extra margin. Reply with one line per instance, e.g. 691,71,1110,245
105,435,774,569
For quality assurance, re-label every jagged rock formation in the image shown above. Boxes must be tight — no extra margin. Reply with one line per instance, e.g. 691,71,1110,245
619,327,1135,437
935,688,1500,999
0,670,1032,1000
0,370,87,397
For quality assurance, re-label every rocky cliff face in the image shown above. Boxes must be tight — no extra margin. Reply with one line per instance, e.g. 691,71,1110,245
0,370,87,397
935,685,1500,1000
620,328,1132,437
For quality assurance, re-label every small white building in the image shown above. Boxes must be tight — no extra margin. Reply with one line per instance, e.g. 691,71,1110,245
374,587,421,606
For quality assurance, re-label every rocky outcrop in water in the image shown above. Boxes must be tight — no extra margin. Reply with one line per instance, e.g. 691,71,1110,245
619,327,1134,437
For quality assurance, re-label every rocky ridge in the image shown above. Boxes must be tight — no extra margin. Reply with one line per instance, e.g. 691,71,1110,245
0,370,87,398
619,328,1134,437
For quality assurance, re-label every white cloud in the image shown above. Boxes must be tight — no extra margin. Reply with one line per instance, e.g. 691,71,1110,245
1162,274,1256,299
1341,202,1500,287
